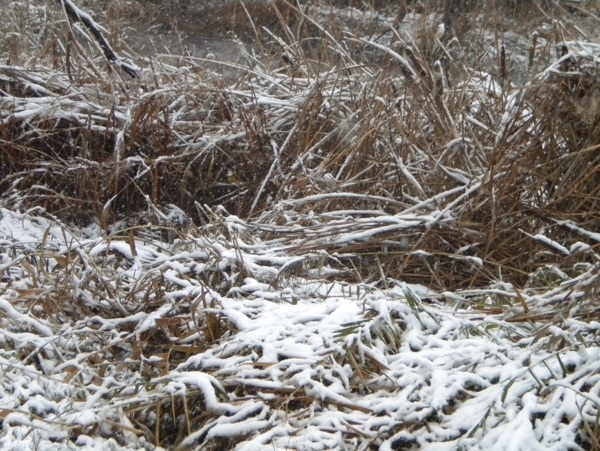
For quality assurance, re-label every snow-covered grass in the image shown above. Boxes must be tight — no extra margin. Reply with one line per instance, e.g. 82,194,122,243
0,207,599,450
0,0,599,449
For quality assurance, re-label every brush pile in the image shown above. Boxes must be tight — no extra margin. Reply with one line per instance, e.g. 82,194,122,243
0,0,599,449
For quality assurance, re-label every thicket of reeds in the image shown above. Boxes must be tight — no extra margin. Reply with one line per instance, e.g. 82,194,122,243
0,1,599,449
2,0,599,291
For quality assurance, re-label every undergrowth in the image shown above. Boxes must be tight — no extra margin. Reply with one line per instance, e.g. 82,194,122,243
2,0,599,289
0,0,599,449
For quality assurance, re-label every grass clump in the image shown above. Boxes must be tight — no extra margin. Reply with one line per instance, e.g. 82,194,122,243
0,1,600,449
3,0,600,289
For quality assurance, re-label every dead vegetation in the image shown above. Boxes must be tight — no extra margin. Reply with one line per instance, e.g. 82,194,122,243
2,0,599,289
0,0,600,449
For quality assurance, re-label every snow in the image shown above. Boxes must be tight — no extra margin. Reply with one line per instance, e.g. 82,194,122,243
169,372,237,415
1,1,599,449
0,297,53,337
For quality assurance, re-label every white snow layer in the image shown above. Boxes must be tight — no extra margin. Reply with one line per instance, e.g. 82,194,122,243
0,208,598,450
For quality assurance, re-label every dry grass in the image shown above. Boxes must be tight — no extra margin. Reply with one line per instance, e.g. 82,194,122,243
0,204,597,448
2,0,600,292
0,0,598,279
0,0,600,450
1,2,599,447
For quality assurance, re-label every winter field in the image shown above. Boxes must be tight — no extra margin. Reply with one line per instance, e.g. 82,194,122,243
0,0,600,449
